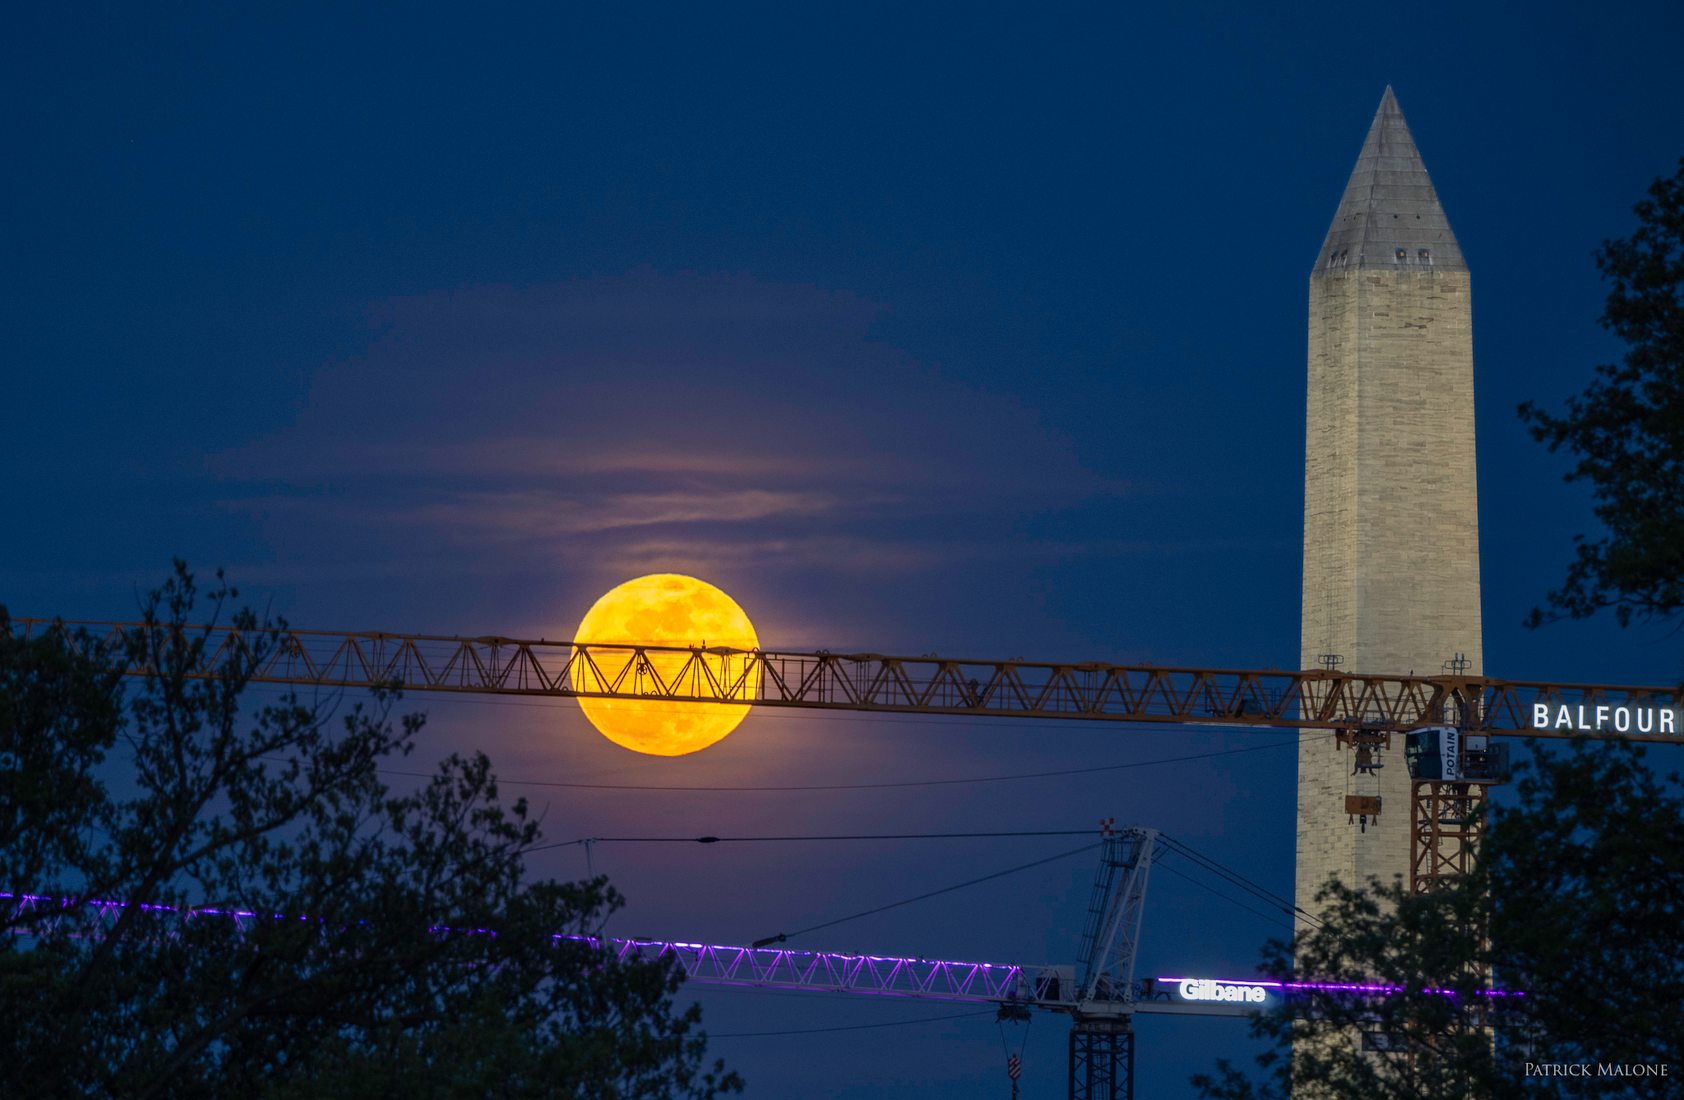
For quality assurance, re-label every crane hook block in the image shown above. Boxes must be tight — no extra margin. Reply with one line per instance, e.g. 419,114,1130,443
1352,745,1384,774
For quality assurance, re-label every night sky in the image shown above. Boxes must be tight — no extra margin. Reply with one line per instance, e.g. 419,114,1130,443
7,4,1684,1096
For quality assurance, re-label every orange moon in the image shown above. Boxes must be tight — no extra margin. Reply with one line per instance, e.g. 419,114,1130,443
570,574,761,756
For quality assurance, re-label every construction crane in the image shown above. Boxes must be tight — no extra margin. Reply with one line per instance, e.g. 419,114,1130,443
5,829,1168,1099
18,620,1681,740
17,617,1683,898
9,828,1499,1100
12,616,1599,1096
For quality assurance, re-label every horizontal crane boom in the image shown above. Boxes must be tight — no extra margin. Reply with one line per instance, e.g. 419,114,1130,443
0,889,1249,1019
16,619,1684,742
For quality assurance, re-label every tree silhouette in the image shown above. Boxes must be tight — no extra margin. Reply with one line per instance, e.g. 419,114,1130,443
1520,157,1684,629
0,563,741,1098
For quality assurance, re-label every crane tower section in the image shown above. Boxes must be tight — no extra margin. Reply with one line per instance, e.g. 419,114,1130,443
1300,87,1482,920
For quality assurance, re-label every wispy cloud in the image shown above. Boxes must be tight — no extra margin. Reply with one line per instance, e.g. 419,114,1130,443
213,269,1118,589
218,437,866,484
374,487,847,538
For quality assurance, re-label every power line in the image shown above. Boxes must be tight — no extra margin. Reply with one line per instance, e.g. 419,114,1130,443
372,735,1325,795
1160,835,1321,929
236,682,1324,795
239,682,1324,935
528,829,1097,853
707,1008,995,1038
1161,835,1300,916
234,680,1142,725
237,679,1321,739
751,840,1102,948
1154,856,1292,928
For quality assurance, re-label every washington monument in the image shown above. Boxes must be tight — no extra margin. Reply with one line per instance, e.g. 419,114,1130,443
1298,87,1483,916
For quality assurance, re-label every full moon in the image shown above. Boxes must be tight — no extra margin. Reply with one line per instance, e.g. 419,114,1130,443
570,574,761,756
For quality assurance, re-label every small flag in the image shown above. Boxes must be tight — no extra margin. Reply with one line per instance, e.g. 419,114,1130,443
1007,1054,1022,1080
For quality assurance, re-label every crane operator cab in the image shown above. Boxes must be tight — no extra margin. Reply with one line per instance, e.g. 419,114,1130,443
1403,726,1511,784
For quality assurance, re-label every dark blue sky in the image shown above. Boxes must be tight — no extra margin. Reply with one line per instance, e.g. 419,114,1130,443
7,3,1684,1095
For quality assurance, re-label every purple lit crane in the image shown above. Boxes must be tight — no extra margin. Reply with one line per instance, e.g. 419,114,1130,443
5,826,1521,1100
7,617,1558,1093
0,831,1265,1100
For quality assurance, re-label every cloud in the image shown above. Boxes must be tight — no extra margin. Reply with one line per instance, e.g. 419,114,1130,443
359,487,847,539
213,269,1115,591
218,437,865,484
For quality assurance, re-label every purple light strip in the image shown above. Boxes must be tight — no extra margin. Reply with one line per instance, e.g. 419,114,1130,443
599,937,1029,1003
5,893,1027,1003
3,894,1528,1005
1156,975,1524,998
3,892,505,937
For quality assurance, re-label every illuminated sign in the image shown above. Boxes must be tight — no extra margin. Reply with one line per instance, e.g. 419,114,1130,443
1158,974,1524,1005
1530,703,1681,736
1176,978,1268,1004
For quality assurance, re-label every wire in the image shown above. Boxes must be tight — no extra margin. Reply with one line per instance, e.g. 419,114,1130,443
373,734,1328,795
1160,835,1322,929
237,683,1330,932
996,1002,1032,1061
236,682,1328,796
527,829,1096,853
1161,835,1302,918
752,840,1101,948
1154,857,1292,928
238,679,1300,730
707,1008,995,1038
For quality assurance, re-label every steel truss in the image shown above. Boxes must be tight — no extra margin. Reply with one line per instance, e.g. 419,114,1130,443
17,619,1684,741
606,938,1037,1004
6,887,1512,1100
1069,1018,1134,1100
1076,828,1154,1007
2,890,1269,1023
1410,782,1488,895
1,890,1058,1007
1407,780,1500,1063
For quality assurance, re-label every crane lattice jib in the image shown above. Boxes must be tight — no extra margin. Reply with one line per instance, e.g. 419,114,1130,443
1,889,1055,1008
0,890,1250,1017
1076,829,1155,1008
4,890,1509,1022
15,619,1684,741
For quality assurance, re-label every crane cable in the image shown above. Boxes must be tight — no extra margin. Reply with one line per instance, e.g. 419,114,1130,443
995,1003,1031,1092
1154,857,1293,928
748,840,1102,948
709,1008,995,1038
1159,834,1323,929
529,828,1095,854
238,682,1329,794
372,734,1325,794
